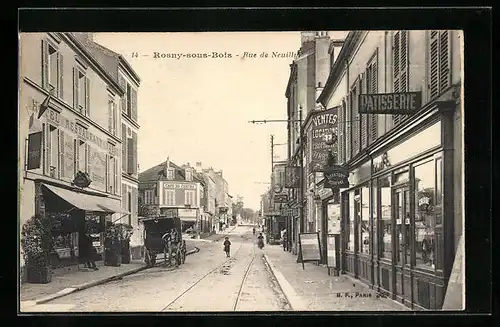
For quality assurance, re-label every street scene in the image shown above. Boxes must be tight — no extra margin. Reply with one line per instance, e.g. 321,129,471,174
18,30,464,312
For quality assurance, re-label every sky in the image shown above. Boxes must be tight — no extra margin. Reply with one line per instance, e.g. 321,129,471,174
93,32,335,210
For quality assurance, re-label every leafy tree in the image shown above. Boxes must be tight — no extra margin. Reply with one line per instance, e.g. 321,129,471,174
232,195,245,217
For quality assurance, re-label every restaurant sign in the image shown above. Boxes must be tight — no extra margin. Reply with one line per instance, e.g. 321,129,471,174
359,92,422,115
310,107,338,173
323,165,349,190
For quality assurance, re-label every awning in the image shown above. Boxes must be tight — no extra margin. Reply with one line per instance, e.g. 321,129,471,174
98,200,130,215
42,184,129,214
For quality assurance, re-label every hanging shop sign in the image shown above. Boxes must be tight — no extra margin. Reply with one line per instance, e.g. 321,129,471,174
309,107,339,173
284,166,301,188
73,171,92,188
358,91,422,115
323,165,349,190
27,131,43,170
274,194,288,203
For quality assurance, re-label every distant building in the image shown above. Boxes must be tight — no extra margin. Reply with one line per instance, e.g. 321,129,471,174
138,158,205,231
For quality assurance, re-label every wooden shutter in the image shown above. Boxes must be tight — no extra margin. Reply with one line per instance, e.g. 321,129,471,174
105,153,109,192
58,53,64,99
439,30,451,92
393,31,402,126
360,73,367,150
108,100,113,133
64,134,74,180
131,88,138,122
58,130,64,179
371,56,378,141
114,156,119,194
345,93,351,161
41,39,48,89
400,31,409,92
122,185,128,213
85,77,90,116
132,187,138,221
429,30,439,99
42,123,47,174
338,99,344,164
127,137,134,175
122,123,127,172
118,75,127,113
74,139,79,172
85,143,90,173
132,131,137,174
73,68,79,110
112,102,117,135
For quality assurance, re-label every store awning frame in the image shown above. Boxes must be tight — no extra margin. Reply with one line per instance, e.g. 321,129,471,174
42,184,130,215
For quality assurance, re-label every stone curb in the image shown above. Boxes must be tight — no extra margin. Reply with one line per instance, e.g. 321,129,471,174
31,247,200,306
262,254,309,311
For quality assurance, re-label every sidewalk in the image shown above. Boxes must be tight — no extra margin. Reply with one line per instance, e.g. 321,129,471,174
20,246,198,306
263,245,410,311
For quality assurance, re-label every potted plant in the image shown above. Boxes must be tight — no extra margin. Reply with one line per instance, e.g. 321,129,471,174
21,215,53,284
104,222,122,267
115,223,133,264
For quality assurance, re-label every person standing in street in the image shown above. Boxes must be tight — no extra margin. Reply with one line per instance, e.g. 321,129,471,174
223,237,231,258
282,230,287,251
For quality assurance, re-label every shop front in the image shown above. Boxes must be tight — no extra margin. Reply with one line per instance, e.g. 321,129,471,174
339,101,459,310
36,180,129,269
317,182,341,264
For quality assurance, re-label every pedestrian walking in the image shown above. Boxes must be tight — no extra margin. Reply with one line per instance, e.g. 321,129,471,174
223,237,231,258
82,233,98,270
282,231,287,251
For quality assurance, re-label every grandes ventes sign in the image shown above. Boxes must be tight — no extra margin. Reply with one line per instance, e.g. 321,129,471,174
309,107,338,172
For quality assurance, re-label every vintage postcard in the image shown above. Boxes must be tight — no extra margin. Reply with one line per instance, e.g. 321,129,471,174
18,30,465,312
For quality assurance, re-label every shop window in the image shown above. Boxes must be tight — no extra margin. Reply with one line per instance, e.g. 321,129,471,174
414,160,437,270
347,191,356,251
372,179,379,258
360,185,370,254
379,175,392,260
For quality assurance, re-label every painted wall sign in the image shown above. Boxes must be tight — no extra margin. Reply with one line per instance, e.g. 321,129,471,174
164,183,196,190
44,108,118,156
358,91,422,115
27,131,42,170
89,146,106,187
309,107,338,173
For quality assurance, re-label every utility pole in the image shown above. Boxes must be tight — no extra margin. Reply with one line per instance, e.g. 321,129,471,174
271,134,274,175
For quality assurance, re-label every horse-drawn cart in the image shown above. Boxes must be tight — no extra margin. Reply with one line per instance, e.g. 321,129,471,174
141,216,187,268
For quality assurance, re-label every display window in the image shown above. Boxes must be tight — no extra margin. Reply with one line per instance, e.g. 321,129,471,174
360,185,370,254
372,180,379,258
414,159,439,270
379,175,392,260
347,191,356,251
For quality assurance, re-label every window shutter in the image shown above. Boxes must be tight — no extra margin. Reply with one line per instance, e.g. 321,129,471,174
74,139,78,173
400,31,409,92
85,143,90,173
132,131,138,174
338,99,344,164
41,39,48,89
85,77,90,116
59,130,64,179
360,74,367,150
58,53,64,99
439,30,451,92
345,93,351,161
127,137,134,175
73,68,79,110
114,157,119,194
371,59,379,142
65,134,74,180
393,32,400,93
42,123,48,175
122,123,127,172
429,30,439,99
112,102,117,135
108,100,113,133
118,75,127,113
132,187,138,222
131,88,138,121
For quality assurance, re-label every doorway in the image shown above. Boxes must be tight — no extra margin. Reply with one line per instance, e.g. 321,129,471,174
392,185,410,303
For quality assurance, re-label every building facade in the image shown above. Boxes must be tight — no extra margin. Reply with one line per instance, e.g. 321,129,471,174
19,33,130,274
196,162,217,233
317,30,463,310
138,158,204,231
213,170,230,230
77,33,143,250
285,32,343,255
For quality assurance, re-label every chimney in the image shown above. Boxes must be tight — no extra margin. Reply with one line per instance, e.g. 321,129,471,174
195,162,203,173
166,157,170,169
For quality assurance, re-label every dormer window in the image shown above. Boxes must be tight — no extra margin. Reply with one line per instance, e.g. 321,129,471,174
166,168,174,180
185,169,193,181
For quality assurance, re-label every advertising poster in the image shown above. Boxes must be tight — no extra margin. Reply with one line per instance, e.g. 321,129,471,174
309,107,338,172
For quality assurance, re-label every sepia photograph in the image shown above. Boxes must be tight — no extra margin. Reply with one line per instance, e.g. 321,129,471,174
18,29,465,313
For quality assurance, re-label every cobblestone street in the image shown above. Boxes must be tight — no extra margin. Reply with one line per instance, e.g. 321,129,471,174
21,226,288,312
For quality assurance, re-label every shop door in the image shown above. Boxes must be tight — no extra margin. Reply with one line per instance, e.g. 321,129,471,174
392,186,410,303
